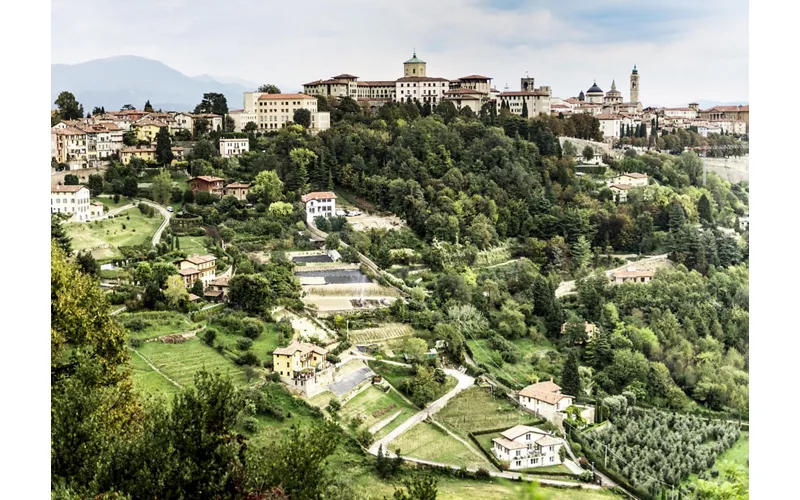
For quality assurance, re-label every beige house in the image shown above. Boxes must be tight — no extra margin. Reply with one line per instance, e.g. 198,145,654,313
223,183,250,201
51,185,95,222
203,276,230,302
303,74,359,99
491,425,565,470
51,126,88,170
518,381,574,423
219,137,249,157
191,113,223,133
227,109,258,132
443,88,488,114
499,90,552,117
242,92,330,132
273,341,333,397
608,183,631,202
176,254,217,288
301,191,337,224
610,267,655,284
609,172,649,187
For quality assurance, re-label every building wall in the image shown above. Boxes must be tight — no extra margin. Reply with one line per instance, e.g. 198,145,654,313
219,138,249,157
51,187,92,222
254,96,320,131
395,79,449,103
305,198,336,224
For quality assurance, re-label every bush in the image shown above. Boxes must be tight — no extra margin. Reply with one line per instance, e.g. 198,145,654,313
579,471,595,483
202,328,217,346
243,416,259,433
328,398,341,413
129,338,143,348
237,338,254,350
243,322,262,339
236,351,259,366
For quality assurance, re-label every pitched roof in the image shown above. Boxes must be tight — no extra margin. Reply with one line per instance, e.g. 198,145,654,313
301,191,337,202
492,437,528,450
612,268,655,278
224,183,250,189
595,113,623,120
499,91,548,97
122,146,156,153
444,88,487,96
258,93,315,100
210,276,230,287
535,436,561,447
621,172,648,179
500,425,547,441
51,185,87,193
357,80,397,87
460,74,492,80
609,183,632,191
53,126,86,136
519,381,572,405
184,254,216,265
522,380,562,393
177,268,201,276
190,176,225,183
272,341,327,356
332,73,359,79
304,78,348,86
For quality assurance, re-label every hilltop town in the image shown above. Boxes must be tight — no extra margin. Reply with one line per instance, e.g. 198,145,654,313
51,50,749,500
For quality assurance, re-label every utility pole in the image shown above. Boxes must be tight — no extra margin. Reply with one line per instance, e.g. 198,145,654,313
346,320,349,342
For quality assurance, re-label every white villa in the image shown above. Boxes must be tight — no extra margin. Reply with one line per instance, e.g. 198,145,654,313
219,137,250,157
301,191,337,225
51,185,104,222
608,172,649,187
492,425,565,470
518,380,595,429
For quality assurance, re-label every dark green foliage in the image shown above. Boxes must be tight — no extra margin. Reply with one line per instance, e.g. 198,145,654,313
561,350,582,397
155,126,174,166
193,92,228,116
293,108,312,128
76,252,99,276
51,215,72,255
54,91,84,120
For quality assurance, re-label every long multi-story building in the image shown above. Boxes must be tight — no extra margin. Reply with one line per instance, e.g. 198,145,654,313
51,185,103,222
241,92,330,132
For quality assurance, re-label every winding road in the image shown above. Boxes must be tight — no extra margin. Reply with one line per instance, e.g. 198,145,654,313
103,199,171,246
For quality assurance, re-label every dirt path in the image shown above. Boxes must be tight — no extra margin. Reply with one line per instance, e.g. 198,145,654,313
129,348,183,389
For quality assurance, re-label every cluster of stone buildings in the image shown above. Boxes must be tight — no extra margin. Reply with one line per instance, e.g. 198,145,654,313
228,92,330,133
51,109,225,170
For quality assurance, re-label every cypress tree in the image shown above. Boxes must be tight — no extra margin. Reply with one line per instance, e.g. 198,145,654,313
155,126,174,166
521,100,529,118
698,194,713,224
561,350,582,397
51,215,72,255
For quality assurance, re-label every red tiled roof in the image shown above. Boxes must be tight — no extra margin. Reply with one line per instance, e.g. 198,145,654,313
357,81,397,87
225,183,250,189
460,74,492,80
258,93,315,100
621,172,648,179
609,183,632,190
332,73,359,79
51,185,87,193
190,176,225,183
444,88,487,96
301,191,337,202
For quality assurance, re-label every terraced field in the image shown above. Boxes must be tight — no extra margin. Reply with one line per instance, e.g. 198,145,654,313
437,387,542,436
129,349,181,398
339,385,417,440
135,338,251,389
389,422,492,469
349,323,414,344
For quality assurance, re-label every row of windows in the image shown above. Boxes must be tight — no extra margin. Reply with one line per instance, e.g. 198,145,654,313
52,197,88,204
399,82,447,88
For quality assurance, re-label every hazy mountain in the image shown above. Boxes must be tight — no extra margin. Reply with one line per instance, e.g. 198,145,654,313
194,74,260,89
51,55,251,112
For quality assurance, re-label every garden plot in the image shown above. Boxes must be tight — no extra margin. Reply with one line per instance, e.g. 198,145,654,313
348,323,414,345
272,308,333,343
436,387,543,436
347,213,405,231
339,385,417,440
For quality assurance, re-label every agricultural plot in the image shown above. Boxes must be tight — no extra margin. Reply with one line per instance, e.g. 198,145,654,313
436,387,542,436
129,349,180,398
135,338,251,389
467,336,555,387
349,323,414,344
339,386,417,440
685,431,749,487
388,422,492,469
120,311,197,341
66,207,163,260
211,322,281,366
474,244,512,268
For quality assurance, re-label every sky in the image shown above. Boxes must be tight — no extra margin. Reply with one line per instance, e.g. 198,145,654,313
51,0,748,106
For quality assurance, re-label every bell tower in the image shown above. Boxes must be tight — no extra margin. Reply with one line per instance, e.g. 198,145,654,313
630,64,640,103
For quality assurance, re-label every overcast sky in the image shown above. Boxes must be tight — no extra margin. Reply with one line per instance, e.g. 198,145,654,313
52,0,748,106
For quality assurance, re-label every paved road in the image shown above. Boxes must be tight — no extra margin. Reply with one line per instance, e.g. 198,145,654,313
329,366,375,396
110,306,127,316
368,364,475,455
555,254,669,298
398,456,602,490
105,204,135,217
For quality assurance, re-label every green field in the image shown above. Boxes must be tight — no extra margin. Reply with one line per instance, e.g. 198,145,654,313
129,349,181,399
340,385,418,440
120,311,198,341
437,387,543,436
389,422,492,469
209,318,280,366
176,235,210,255
135,338,252,389
367,361,457,405
67,207,163,259
468,336,556,385
92,196,132,211
685,431,749,486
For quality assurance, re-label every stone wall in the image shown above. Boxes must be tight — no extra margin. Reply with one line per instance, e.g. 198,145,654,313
703,155,749,183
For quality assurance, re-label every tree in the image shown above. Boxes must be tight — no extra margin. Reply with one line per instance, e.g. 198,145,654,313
251,170,284,204
51,215,72,255
54,91,84,120
392,475,438,500
164,274,190,308
571,236,592,270
155,126,174,166
76,251,99,276
143,100,154,112
287,148,316,192
87,174,104,196
563,140,577,157
64,174,79,185
561,350,582,397
122,177,139,198
582,145,594,162
521,100,529,118
194,92,228,115
228,274,274,313
293,108,312,128
151,170,173,205
121,104,135,111
244,121,258,133
258,84,281,94
402,338,428,362
698,194,714,224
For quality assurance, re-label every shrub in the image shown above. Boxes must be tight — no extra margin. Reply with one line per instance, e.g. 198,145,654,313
475,468,491,480
236,352,259,366
243,322,262,339
202,328,217,346
328,398,341,414
579,471,595,483
243,416,259,433
129,338,143,348
237,338,254,350
216,344,224,353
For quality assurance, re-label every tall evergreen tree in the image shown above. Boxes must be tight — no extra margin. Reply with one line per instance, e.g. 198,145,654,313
521,100,529,118
561,350,582,397
51,215,72,255
143,100,154,112
155,126,174,166
698,194,713,224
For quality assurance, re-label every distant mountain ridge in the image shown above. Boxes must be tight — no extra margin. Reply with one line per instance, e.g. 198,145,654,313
51,56,254,113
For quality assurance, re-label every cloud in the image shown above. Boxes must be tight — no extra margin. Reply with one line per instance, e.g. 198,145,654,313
51,0,748,106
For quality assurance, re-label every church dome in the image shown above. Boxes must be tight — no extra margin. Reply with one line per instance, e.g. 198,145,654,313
586,82,604,94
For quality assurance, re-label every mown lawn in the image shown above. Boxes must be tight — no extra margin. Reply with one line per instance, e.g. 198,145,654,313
66,207,163,259
340,385,418,440
135,338,252,389
437,387,543,437
176,235,210,256
389,422,492,469
92,196,132,211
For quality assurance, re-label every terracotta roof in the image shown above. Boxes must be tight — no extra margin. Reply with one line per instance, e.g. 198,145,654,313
596,113,623,120
492,437,528,450
53,126,86,136
136,119,168,127
551,104,570,108
258,93,315,100
184,254,216,265
188,293,202,301
519,381,572,405
191,113,222,118
499,91,548,97
358,80,397,87
396,76,450,82
224,183,250,189
332,73,359,79
228,109,245,113
190,176,225,183
51,185,87,193
665,107,695,112
301,192,337,202
177,268,201,276
522,381,561,393
612,268,655,278
460,74,492,80
500,425,547,441
444,88,486,96
203,289,223,297
703,105,748,113
210,277,230,287
609,183,632,191
621,172,648,179
304,78,348,86
273,340,327,356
